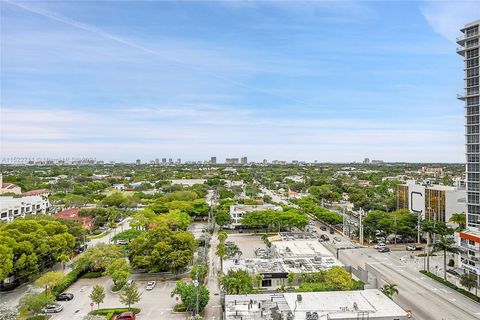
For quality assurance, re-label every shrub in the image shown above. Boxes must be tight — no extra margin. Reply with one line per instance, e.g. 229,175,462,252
82,272,103,279
52,267,87,296
420,270,479,302
174,304,188,312
26,316,46,320
91,308,141,319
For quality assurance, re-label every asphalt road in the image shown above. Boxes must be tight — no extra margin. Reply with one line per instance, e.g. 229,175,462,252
309,219,480,320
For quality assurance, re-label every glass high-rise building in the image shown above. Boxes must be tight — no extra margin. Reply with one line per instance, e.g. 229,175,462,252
457,20,480,275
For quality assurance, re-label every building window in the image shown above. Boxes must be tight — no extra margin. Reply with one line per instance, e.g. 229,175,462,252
261,279,272,287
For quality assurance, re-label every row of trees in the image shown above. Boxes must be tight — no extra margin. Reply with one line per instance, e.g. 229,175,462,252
293,196,343,225
0,219,78,285
240,209,309,231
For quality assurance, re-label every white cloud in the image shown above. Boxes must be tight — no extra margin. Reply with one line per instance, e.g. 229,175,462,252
1,106,463,162
421,1,480,42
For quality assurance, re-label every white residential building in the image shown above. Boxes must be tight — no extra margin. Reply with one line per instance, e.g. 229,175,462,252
457,20,480,276
0,196,51,223
228,204,282,228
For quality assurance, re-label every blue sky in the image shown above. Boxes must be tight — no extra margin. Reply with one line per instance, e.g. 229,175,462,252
1,0,479,162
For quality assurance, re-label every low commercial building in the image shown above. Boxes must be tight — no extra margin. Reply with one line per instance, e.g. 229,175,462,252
0,196,51,223
396,181,466,223
228,204,282,229
223,236,341,290
224,289,409,320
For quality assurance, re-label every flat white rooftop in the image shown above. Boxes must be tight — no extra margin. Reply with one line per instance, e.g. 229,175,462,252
273,239,333,258
225,290,409,320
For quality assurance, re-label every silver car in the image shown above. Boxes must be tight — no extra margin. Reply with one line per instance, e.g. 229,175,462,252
43,304,63,313
146,281,156,290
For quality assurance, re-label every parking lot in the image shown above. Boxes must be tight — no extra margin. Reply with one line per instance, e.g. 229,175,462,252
50,277,186,320
226,233,266,258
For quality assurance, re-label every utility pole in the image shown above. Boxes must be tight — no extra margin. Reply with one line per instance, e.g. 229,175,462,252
359,208,364,246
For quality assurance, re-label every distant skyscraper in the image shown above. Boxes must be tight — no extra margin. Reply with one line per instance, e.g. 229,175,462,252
226,158,239,164
162,158,167,164
457,20,480,275
168,158,173,164
155,158,160,165
241,157,248,164
177,158,181,164
135,159,141,165
363,158,370,164
211,156,217,164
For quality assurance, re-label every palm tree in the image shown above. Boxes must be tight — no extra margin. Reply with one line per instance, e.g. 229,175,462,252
449,213,466,232
382,283,399,300
218,231,228,244
216,243,227,272
432,236,462,280
421,221,435,272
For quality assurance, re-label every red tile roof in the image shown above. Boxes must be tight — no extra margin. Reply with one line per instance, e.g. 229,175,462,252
2,183,18,189
22,189,50,196
54,208,93,229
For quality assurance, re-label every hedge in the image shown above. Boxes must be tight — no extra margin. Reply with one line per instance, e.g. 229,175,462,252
26,316,46,320
52,267,87,296
91,308,141,320
82,271,104,279
420,270,480,302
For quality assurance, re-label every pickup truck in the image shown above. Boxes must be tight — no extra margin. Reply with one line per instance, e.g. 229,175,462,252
406,244,423,251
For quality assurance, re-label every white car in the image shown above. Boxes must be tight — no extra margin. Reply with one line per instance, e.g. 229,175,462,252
43,304,63,313
126,279,135,286
374,243,386,250
146,281,156,290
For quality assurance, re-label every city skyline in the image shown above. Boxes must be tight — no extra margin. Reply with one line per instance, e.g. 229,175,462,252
1,1,479,162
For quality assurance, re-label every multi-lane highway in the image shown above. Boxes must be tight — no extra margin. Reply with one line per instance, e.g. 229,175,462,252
308,218,480,320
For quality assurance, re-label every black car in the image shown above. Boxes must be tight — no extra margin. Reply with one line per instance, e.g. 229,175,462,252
320,234,330,241
378,247,391,253
56,293,74,301
320,225,327,231
446,269,460,276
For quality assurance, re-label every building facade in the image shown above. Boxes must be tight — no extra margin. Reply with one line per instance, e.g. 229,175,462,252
458,20,480,276
396,181,466,223
0,196,51,223
227,204,282,228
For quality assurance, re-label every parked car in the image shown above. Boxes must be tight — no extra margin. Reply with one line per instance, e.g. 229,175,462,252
378,247,391,253
116,239,128,245
126,279,135,286
43,304,63,313
319,234,330,242
406,244,423,251
320,225,327,231
374,243,386,250
447,269,460,276
113,312,136,320
56,293,74,301
146,281,156,290
329,228,335,235
334,236,342,242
